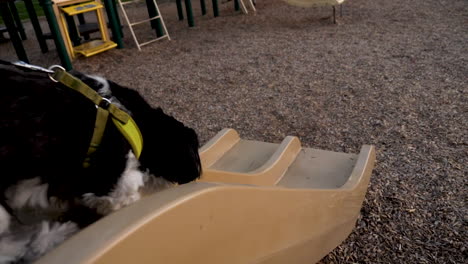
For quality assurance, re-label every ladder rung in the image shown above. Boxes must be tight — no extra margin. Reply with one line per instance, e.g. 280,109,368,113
121,0,143,4
117,0,170,49
120,1,133,5
138,35,169,47
130,16,161,26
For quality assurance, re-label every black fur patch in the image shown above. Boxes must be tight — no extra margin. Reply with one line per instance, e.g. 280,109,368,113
0,64,201,226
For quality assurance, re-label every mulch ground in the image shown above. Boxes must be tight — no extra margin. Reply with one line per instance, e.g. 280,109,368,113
0,0,466,263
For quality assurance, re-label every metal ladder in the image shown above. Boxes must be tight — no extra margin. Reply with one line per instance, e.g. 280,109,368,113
238,0,256,14
117,0,170,51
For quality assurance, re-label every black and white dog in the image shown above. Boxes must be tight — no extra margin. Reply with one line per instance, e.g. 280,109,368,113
0,63,201,263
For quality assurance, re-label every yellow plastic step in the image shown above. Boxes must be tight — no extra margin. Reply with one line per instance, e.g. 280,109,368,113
73,40,117,57
61,1,103,16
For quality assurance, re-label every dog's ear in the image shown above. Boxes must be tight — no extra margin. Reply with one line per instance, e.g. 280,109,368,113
139,108,202,184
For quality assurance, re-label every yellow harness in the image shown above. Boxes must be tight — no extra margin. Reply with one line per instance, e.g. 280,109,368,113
51,68,143,167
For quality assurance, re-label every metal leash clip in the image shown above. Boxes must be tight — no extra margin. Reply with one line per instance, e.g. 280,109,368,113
12,61,66,82
48,65,66,82
12,61,55,74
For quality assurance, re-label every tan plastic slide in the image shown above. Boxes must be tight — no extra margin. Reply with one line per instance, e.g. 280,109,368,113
38,128,375,264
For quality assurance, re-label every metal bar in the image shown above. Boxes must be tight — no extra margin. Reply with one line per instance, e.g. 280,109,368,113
212,0,218,17
176,0,184,20
8,1,27,40
152,0,170,40
23,0,48,53
234,0,239,11
184,0,194,27
102,0,123,48
130,16,160,26
111,0,123,37
200,0,206,15
237,0,248,13
0,1,28,62
39,0,72,70
118,0,140,50
120,0,132,5
138,34,168,46
145,0,163,36
332,5,336,24
153,0,171,40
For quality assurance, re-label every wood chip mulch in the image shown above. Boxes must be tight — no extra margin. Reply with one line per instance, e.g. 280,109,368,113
1,0,466,262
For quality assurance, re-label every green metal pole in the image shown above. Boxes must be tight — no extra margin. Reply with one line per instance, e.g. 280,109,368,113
102,0,123,48
176,0,183,20
39,0,72,70
110,0,123,37
212,0,218,17
8,1,27,40
200,0,206,15
0,1,28,62
184,0,194,27
23,0,48,53
145,0,163,37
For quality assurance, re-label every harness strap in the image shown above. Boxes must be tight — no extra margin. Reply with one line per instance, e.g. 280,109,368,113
112,117,143,160
52,69,129,123
83,107,109,168
51,68,143,164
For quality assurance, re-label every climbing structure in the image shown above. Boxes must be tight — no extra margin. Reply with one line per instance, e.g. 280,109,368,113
54,0,118,58
117,0,170,51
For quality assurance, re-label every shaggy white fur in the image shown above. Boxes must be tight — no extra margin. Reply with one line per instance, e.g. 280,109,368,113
0,207,10,235
0,177,75,263
5,178,49,210
88,75,110,97
88,75,127,111
22,221,78,262
0,229,29,263
83,151,145,215
82,151,175,215
0,220,78,263
0,151,175,263
141,171,175,196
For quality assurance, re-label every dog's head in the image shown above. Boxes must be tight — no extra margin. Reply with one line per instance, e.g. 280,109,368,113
90,78,202,185
139,108,202,184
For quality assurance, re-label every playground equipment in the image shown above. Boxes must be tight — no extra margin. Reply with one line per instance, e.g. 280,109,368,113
175,0,256,27
0,0,122,65
117,0,170,51
53,0,117,58
37,128,375,264
282,0,345,23
237,0,256,14
0,0,48,62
